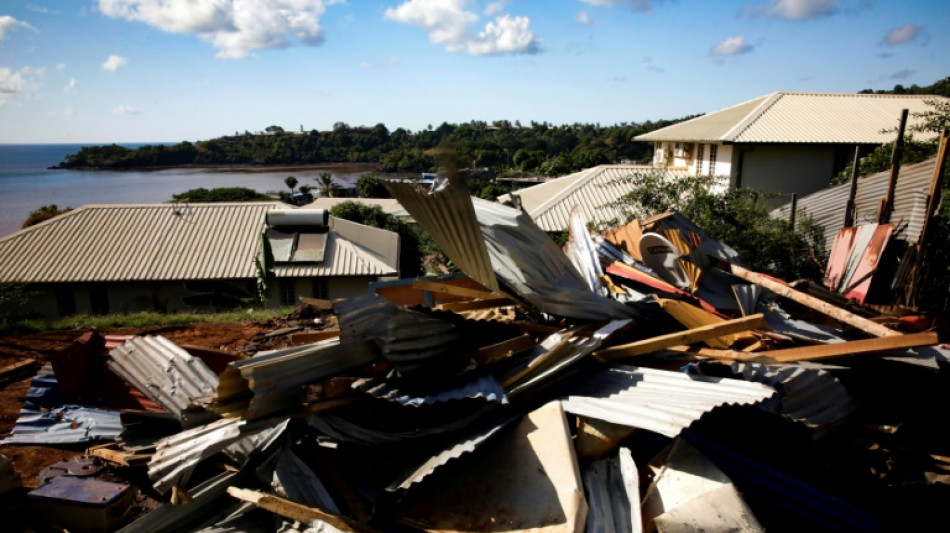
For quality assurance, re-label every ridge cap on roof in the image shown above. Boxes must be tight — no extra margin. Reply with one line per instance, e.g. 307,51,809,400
526,165,607,217
722,92,786,142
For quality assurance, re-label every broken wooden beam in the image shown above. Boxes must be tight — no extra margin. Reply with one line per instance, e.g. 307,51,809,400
290,328,341,345
729,263,900,337
436,297,516,312
227,487,367,533
766,331,938,363
470,333,537,366
665,345,773,362
411,279,500,300
593,313,766,362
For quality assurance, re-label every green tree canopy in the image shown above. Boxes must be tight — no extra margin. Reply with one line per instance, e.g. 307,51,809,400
22,204,72,228
356,173,391,198
171,187,271,203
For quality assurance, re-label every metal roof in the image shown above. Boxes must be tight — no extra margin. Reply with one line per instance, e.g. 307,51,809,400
635,92,947,144
561,365,776,438
0,203,397,283
506,165,689,232
211,338,379,420
772,157,937,251
108,336,220,425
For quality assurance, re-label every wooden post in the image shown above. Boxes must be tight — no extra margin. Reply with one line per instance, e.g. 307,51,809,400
844,146,861,227
917,127,950,248
788,193,797,230
879,108,909,224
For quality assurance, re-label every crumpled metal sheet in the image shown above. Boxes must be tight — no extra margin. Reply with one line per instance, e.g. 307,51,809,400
108,335,219,425
1,368,122,445
117,472,243,533
211,338,378,420
386,176,636,320
561,365,776,438
565,208,607,296
148,417,288,494
353,374,509,407
686,361,858,436
583,447,642,533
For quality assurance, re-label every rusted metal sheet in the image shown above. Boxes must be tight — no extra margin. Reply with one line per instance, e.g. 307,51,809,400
823,226,858,291
842,223,894,303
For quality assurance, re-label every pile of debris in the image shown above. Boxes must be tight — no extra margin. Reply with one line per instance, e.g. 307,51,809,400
1,176,948,532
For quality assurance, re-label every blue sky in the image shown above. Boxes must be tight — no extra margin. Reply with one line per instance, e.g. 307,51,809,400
0,0,946,143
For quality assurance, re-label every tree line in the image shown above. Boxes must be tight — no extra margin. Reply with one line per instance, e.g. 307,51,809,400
53,118,691,176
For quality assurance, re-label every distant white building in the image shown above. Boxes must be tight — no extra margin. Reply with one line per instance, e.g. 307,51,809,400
635,92,946,199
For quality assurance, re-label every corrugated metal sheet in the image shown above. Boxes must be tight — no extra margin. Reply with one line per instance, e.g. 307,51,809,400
0,368,122,445
352,374,509,407
636,93,946,144
583,447,642,533
772,157,937,252
473,198,638,320
386,178,499,292
509,165,689,232
561,366,776,438
211,338,379,420
118,472,243,533
721,362,858,434
108,336,219,424
0,203,398,283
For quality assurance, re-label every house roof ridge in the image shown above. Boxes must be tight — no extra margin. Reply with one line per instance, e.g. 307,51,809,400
529,166,606,218
721,92,785,142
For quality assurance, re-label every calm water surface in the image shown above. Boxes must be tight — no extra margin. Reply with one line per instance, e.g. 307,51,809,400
0,144,371,237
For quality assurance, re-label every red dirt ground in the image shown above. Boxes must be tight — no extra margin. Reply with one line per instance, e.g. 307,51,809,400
0,316,321,488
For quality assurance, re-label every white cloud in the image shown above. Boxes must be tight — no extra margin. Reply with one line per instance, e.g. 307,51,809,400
884,24,924,46
113,104,139,115
385,0,540,56
741,0,838,20
56,63,66,71
711,35,754,56
575,11,594,26
358,61,371,69
0,66,43,105
98,0,335,59
580,0,654,11
102,54,128,72
64,78,77,93
48,107,75,117
484,1,506,16
0,15,37,42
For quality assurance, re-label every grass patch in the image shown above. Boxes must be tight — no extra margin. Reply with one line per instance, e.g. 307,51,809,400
1,307,296,334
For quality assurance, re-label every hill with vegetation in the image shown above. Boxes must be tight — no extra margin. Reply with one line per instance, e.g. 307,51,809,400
54,118,691,176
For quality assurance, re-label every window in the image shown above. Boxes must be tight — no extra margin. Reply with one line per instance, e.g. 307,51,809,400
88,284,109,315
708,144,718,176
279,279,296,306
695,144,704,175
55,286,75,317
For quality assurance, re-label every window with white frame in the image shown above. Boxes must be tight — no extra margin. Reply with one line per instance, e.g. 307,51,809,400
708,144,718,176
695,144,705,175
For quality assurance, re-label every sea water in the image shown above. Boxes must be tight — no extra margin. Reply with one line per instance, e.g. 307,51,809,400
0,144,368,237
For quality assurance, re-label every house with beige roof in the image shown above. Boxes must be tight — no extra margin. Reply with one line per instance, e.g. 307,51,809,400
635,92,946,199
0,202,399,319
498,164,688,232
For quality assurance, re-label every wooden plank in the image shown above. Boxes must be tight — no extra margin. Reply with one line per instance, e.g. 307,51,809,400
657,298,754,349
436,297,516,313
470,333,537,366
767,331,938,363
729,263,900,337
593,313,766,362
227,487,368,533
411,279,499,300
0,358,37,382
290,329,341,345
665,345,773,362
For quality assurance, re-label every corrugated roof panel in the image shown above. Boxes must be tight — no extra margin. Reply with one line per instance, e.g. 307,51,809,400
636,93,946,144
773,157,936,251
0,202,398,283
108,336,220,424
561,365,776,438
513,165,689,232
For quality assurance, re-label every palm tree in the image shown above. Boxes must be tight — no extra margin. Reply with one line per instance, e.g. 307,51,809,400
316,172,342,198
284,175,298,192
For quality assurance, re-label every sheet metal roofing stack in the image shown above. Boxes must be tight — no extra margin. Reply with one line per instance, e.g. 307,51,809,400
1,175,947,533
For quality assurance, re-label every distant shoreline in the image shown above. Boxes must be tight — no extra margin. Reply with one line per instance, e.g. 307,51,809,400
49,162,382,173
